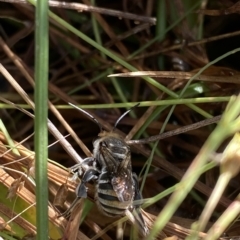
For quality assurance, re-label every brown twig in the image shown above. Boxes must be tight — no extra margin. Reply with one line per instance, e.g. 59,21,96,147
131,30,240,60
109,71,240,84
1,0,156,24
127,115,221,145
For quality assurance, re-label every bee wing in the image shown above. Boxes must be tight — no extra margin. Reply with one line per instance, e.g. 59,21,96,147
100,141,134,202
110,150,135,202
111,169,135,202
99,147,118,172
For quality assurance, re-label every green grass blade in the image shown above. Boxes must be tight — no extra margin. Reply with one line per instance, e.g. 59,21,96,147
33,0,49,239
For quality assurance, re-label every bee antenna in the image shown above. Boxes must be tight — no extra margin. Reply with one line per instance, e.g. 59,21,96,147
69,103,102,132
113,103,140,131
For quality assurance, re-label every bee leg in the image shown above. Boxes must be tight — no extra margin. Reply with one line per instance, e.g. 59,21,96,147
70,157,96,176
76,168,99,198
58,169,99,218
132,173,149,236
132,173,143,207
58,196,81,218
81,157,97,169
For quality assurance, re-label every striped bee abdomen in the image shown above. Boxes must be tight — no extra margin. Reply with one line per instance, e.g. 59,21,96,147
96,168,134,217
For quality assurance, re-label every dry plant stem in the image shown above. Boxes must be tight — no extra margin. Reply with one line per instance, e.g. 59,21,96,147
109,71,240,84
5,23,35,48
105,23,151,48
0,118,20,156
0,132,34,158
84,219,113,240
1,165,36,187
0,64,35,109
81,23,152,61
0,202,36,234
0,212,13,232
193,133,240,235
6,202,36,225
132,30,240,59
0,0,156,24
125,99,159,141
91,216,129,240
127,115,221,145
83,0,128,58
165,219,206,239
49,26,90,54
198,1,240,16
193,172,232,235
205,194,240,240
61,199,88,240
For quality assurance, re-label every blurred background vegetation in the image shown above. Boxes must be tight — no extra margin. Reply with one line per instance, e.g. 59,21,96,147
1,0,240,239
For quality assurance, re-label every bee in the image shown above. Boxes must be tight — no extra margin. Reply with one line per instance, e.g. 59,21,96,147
61,103,148,236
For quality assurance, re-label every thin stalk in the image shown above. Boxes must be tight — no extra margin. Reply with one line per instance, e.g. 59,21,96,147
0,96,231,110
156,0,166,70
34,0,49,239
